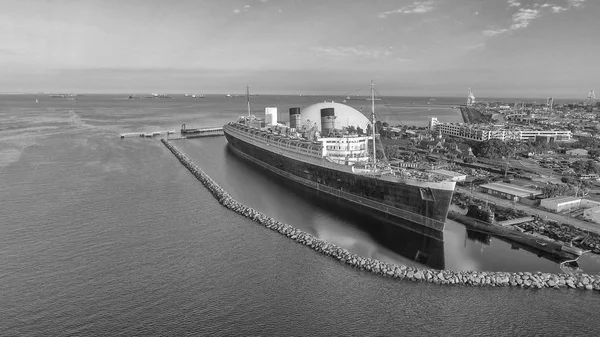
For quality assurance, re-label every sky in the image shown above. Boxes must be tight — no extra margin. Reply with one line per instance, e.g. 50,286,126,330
0,0,598,97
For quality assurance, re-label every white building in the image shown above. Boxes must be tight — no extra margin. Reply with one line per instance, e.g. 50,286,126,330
566,148,588,156
479,182,542,202
429,117,438,131
431,122,572,142
540,196,581,212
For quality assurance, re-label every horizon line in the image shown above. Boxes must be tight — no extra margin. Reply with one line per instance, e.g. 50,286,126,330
0,92,593,101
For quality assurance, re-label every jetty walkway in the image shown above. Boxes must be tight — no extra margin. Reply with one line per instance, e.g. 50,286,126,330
180,124,224,138
162,138,600,292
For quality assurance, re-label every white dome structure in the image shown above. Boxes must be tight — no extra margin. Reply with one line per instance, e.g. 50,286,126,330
298,102,370,132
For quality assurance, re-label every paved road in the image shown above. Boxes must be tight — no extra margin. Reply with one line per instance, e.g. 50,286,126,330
456,186,600,235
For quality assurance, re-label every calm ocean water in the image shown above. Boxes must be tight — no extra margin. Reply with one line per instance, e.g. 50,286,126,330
1,94,599,336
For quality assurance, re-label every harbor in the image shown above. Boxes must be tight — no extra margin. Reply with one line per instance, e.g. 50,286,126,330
113,94,600,277
5,0,600,334
4,93,600,336
162,138,600,291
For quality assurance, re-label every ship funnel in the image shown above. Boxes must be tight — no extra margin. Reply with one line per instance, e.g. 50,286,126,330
320,108,335,137
289,107,301,129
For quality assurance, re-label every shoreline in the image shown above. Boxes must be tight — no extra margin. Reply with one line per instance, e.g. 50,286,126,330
161,138,600,291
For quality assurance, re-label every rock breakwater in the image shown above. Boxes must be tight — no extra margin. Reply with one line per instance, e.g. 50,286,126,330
162,139,600,292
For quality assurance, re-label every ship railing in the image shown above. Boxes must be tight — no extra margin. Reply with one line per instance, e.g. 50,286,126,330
228,126,451,184
230,126,325,161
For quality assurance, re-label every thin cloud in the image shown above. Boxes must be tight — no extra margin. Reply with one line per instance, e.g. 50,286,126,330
510,8,541,30
311,46,394,60
466,43,485,51
483,28,509,37
539,0,586,12
483,8,541,36
483,0,587,39
567,0,586,8
378,1,435,18
551,6,568,12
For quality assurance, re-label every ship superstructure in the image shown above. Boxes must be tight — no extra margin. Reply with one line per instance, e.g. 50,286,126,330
223,83,456,238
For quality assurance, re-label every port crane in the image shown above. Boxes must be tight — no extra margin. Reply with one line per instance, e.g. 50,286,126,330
466,87,476,107
546,97,553,111
585,90,595,112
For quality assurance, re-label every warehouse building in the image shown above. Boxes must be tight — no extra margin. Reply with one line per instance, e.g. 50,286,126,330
540,196,581,213
479,182,542,202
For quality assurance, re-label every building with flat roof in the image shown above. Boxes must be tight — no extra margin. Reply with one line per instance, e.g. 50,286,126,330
479,182,542,202
540,196,581,213
566,148,588,156
428,169,467,182
429,120,572,142
583,206,600,224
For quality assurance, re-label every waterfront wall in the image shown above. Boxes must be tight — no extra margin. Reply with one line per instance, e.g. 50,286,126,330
161,139,600,292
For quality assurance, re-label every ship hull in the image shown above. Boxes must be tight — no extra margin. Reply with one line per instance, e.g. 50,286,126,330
223,125,454,239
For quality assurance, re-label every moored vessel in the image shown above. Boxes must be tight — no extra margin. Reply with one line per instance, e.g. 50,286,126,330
222,83,456,239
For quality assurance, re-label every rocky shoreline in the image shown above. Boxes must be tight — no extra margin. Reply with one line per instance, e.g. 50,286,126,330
162,139,600,291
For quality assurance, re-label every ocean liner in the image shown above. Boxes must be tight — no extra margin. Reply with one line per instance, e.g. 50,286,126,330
223,82,456,239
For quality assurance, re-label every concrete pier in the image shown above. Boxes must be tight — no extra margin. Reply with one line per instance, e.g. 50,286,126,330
180,124,224,137
162,138,600,292
120,130,175,139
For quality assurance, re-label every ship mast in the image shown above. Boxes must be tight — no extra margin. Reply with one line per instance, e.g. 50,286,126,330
371,80,376,167
246,85,251,117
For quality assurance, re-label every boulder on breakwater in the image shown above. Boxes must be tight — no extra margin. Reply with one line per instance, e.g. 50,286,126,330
161,139,600,292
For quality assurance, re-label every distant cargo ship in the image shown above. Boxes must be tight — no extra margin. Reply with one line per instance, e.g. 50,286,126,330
49,94,77,101
147,93,172,99
222,83,456,238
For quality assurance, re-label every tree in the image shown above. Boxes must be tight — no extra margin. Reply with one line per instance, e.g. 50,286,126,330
472,139,512,159
561,176,577,184
589,149,600,158
356,126,364,135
